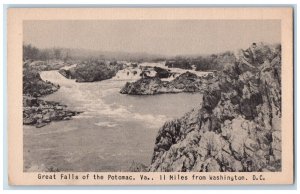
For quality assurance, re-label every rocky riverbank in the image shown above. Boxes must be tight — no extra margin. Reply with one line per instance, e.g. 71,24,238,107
23,97,81,128
120,71,216,95
23,65,60,97
23,63,81,128
149,43,282,172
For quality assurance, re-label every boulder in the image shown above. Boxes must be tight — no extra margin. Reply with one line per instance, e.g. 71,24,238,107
120,71,210,95
154,66,172,78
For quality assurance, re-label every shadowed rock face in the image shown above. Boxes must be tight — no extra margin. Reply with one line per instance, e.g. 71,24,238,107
149,43,282,172
120,71,216,95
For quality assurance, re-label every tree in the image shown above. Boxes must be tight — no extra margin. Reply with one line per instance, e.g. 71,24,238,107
23,44,40,60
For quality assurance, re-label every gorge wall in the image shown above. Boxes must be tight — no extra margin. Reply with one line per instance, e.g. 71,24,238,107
149,43,282,172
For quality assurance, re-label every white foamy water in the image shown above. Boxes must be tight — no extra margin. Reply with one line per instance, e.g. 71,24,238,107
111,61,212,82
24,67,203,172
139,62,212,81
60,63,77,70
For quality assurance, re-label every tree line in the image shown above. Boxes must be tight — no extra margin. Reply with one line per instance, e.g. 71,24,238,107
23,44,70,62
166,51,236,71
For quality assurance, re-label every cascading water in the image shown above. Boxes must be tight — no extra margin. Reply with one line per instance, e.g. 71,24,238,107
24,67,203,172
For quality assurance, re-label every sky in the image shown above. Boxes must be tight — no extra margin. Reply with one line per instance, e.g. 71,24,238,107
23,20,280,56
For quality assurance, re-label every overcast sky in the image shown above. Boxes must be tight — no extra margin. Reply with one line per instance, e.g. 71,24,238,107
24,20,280,56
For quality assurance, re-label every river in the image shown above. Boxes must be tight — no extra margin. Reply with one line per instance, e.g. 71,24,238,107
23,70,203,172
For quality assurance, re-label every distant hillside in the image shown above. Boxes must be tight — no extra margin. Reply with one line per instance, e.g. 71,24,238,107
165,42,280,72
23,44,167,62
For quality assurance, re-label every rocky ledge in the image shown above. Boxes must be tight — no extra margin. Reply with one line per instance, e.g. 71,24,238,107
23,97,81,128
149,43,282,172
120,71,215,95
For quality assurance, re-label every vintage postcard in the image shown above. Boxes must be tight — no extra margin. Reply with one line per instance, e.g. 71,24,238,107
7,7,294,185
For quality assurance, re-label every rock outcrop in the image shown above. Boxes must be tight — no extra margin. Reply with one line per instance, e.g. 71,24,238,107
149,43,282,172
120,71,216,95
23,63,81,128
58,60,125,82
23,97,81,128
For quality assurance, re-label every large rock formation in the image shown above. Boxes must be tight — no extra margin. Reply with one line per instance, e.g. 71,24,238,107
58,60,125,82
149,43,282,172
120,71,216,95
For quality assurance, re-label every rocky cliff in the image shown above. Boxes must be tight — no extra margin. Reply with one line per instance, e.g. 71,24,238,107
120,71,216,95
149,43,282,172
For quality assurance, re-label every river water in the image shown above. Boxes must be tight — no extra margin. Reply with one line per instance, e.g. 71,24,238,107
23,70,203,172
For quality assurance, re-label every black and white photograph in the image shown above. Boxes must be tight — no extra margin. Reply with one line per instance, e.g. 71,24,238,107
22,19,282,173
